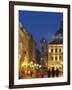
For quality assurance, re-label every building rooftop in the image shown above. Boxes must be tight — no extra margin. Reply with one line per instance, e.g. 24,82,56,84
49,38,63,44
49,21,63,45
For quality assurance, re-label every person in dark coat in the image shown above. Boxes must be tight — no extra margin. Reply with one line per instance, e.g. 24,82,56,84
56,68,59,77
52,67,55,77
47,69,51,77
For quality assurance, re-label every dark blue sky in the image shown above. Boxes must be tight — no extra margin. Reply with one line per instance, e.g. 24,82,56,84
19,10,63,48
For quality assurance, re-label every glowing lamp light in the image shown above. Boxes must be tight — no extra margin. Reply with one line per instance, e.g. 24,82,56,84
21,62,27,67
39,65,42,68
34,64,36,66
30,61,33,64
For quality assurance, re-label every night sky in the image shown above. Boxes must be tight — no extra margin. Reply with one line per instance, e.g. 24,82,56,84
19,10,63,48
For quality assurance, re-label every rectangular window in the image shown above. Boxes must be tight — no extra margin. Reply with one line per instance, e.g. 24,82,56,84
59,48,61,53
55,56,57,61
51,49,53,53
55,49,57,53
59,56,62,60
51,56,53,61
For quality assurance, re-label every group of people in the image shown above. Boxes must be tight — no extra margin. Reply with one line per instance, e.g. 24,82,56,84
47,67,60,77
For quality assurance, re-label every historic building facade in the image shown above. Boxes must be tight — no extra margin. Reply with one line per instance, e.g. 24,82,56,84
28,35,36,64
48,23,63,72
48,43,63,71
19,22,36,78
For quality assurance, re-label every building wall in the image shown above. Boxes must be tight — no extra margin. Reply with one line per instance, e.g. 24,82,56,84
19,23,30,65
29,36,36,64
36,49,41,64
48,44,63,70
19,23,36,78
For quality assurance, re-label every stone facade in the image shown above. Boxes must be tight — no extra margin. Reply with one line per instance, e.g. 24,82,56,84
48,44,63,71
19,22,36,79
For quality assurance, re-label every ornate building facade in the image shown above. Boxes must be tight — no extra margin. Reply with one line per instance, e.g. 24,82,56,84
19,22,36,79
28,35,36,64
48,43,63,71
48,22,63,72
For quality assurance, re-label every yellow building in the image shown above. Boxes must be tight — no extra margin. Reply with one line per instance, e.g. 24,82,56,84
19,22,36,79
29,36,36,64
48,39,63,71
19,22,30,64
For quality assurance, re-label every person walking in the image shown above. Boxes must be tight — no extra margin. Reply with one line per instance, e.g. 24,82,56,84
52,67,55,77
56,68,59,77
47,69,51,77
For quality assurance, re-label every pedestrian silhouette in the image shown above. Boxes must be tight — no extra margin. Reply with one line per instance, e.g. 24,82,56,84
48,69,51,77
52,67,55,77
56,68,59,77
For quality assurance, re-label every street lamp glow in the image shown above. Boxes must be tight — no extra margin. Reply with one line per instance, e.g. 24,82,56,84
30,61,33,64
21,62,27,67
39,65,42,68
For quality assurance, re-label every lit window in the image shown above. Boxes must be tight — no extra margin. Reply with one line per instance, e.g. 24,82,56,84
49,49,51,53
